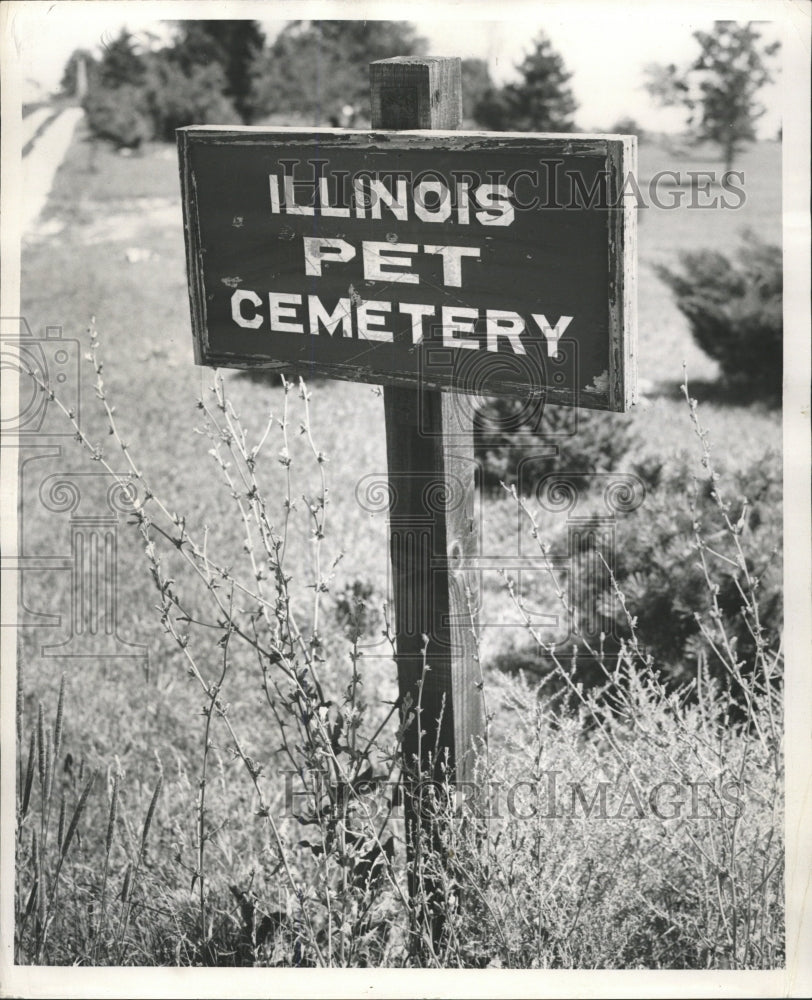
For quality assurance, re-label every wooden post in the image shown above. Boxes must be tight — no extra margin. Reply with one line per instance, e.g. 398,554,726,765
370,57,484,941
370,56,482,783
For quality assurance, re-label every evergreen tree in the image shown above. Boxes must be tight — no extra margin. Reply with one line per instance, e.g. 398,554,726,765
460,58,495,123
644,21,780,171
96,30,148,89
170,21,266,122
478,33,577,132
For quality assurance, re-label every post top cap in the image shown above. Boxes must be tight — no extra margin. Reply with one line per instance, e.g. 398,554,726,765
370,55,461,65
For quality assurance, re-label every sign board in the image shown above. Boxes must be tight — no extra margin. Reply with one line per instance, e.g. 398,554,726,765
179,127,636,411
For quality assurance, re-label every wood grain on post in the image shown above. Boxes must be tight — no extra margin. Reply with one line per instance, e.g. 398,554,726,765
370,57,462,130
369,57,483,787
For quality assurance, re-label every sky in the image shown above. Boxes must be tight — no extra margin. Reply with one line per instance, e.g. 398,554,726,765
5,0,784,136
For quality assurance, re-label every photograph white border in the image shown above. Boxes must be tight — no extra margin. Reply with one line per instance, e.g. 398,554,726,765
1,2,809,996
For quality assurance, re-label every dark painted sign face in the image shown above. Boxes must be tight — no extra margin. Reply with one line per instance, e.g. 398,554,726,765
179,127,636,410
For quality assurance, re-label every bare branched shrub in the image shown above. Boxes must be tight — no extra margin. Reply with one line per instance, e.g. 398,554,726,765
16,326,782,968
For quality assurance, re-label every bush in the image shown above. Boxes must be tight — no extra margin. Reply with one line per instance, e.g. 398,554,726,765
611,115,646,140
80,25,249,149
83,85,153,150
492,426,782,703
83,60,244,148
474,398,636,493
145,60,241,141
599,445,783,691
655,232,782,399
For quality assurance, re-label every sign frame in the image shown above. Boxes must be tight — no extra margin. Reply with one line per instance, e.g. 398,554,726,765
178,125,636,411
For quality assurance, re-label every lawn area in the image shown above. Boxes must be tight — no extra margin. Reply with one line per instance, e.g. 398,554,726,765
14,123,783,967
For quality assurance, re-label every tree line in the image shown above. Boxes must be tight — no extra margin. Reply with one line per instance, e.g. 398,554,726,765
62,20,582,147
63,18,779,170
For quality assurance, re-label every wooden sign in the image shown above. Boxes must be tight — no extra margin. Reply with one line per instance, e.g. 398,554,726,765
179,127,636,411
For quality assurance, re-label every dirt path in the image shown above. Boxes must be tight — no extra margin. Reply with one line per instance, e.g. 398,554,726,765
21,106,84,235
21,107,53,147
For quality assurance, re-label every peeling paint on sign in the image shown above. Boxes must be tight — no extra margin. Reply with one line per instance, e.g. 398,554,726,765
179,127,636,410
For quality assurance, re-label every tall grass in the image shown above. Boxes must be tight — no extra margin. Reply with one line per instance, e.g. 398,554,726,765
14,669,168,964
15,327,783,967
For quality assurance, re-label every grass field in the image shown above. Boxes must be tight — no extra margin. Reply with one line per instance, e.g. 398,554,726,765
14,123,784,967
